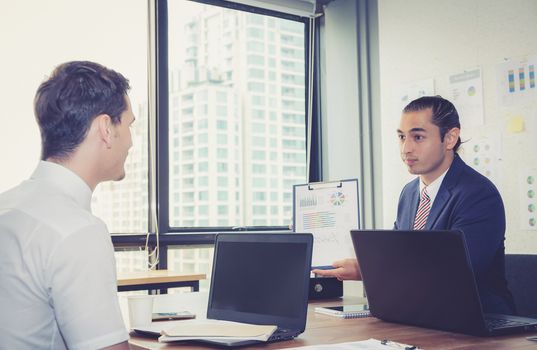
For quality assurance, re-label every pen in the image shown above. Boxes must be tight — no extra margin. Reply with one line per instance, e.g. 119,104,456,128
380,339,417,350
312,265,335,270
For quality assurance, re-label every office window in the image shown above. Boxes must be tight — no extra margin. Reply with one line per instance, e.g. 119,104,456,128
216,106,227,117
252,150,266,160
252,136,266,147
217,177,228,187
198,162,209,172
216,120,227,130
199,176,209,186
217,134,228,145
166,0,307,231
217,148,228,158
253,164,267,173
198,119,208,129
218,206,228,215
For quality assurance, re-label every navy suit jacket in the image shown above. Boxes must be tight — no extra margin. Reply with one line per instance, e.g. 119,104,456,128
394,155,515,314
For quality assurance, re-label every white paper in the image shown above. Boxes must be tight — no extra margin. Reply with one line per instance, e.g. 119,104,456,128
284,338,421,350
448,67,484,127
293,180,360,266
459,133,502,187
396,78,435,113
496,53,537,107
519,168,537,231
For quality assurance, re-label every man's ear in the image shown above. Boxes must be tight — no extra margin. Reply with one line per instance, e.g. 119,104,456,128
96,114,113,148
445,127,460,150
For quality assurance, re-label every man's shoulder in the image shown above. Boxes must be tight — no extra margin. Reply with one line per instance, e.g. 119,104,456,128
451,157,500,194
0,180,104,239
400,177,419,195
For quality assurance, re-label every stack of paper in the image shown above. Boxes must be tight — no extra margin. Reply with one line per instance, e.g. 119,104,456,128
158,319,277,343
283,338,422,349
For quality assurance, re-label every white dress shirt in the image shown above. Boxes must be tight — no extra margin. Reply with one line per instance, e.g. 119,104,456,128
418,167,450,208
0,161,128,350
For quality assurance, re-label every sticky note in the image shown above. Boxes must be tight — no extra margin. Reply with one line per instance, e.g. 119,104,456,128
507,116,525,133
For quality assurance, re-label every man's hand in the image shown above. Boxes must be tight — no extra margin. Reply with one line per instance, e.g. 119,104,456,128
311,258,361,281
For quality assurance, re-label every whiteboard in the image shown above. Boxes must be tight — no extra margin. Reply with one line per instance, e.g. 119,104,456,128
293,179,360,267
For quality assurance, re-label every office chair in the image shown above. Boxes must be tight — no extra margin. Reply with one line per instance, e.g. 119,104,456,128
505,254,537,318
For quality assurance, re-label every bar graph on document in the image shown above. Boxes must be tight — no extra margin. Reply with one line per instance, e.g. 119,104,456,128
293,179,360,267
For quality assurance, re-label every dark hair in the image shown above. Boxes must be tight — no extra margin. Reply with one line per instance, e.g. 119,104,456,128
34,61,130,160
403,95,461,152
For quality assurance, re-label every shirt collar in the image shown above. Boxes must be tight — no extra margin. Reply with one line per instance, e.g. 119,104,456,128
418,167,449,207
30,161,93,212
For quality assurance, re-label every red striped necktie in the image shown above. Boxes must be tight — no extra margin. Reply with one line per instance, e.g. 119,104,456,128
413,187,430,230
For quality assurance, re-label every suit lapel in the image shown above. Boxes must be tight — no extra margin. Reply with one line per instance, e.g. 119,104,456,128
425,188,450,229
425,155,464,229
407,180,420,229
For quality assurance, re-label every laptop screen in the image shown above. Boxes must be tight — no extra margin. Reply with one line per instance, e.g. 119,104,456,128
207,233,313,330
351,229,488,336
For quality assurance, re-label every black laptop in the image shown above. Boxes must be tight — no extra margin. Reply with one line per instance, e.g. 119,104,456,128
351,229,537,336
206,232,313,346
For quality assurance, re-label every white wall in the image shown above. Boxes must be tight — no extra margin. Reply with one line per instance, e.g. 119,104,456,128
321,0,361,182
0,0,147,192
321,0,365,296
378,0,537,252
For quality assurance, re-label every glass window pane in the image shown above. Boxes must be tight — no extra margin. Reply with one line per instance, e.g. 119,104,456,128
167,1,306,228
168,246,214,291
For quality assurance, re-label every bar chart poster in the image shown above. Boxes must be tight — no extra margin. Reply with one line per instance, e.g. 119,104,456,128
293,179,360,267
497,53,537,106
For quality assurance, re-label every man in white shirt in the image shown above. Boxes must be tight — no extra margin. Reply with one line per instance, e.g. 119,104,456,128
0,61,134,349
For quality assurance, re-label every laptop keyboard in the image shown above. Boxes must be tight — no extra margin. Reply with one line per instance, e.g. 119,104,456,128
485,317,530,329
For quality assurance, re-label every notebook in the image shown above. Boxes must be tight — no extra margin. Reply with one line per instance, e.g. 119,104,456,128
314,304,371,318
351,229,537,336
204,232,313,346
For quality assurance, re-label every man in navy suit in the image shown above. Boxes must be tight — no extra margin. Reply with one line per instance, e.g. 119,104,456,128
314,96,515,314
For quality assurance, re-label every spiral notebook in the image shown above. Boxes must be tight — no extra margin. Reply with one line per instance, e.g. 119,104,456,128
314,305,371,319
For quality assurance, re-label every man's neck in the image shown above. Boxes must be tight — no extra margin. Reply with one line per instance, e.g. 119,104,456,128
419,152,455,185
46,155,99,192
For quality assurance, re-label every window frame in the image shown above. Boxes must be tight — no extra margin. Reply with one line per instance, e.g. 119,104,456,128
152,0,318,244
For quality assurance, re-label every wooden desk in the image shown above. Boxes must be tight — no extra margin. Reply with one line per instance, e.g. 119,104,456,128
127,294,537,349
117,270,206,293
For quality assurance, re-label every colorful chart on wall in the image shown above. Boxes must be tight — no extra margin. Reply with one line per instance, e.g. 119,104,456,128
396,78,435,114
460,133,502,188
448,67,484,128
519,168,537,231
497,53,537,107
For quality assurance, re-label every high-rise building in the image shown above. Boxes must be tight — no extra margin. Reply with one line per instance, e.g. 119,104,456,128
169,6,307,229
92,102,149,234
92,103,150,273
94,4,307,277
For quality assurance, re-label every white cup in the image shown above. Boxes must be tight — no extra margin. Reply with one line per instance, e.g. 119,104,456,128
127,295,154,328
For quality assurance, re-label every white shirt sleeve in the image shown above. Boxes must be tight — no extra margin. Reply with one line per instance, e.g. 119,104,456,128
46,222,128,350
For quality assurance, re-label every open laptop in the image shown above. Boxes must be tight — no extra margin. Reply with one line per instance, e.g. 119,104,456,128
351,229,537,336
206,232,313,346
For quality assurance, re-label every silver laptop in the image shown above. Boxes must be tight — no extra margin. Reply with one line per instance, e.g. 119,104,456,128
206,232,313,346
351,229,537,336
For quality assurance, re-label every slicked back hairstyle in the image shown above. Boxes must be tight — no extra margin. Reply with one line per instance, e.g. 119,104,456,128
34,61,130,160
403,95,462,152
